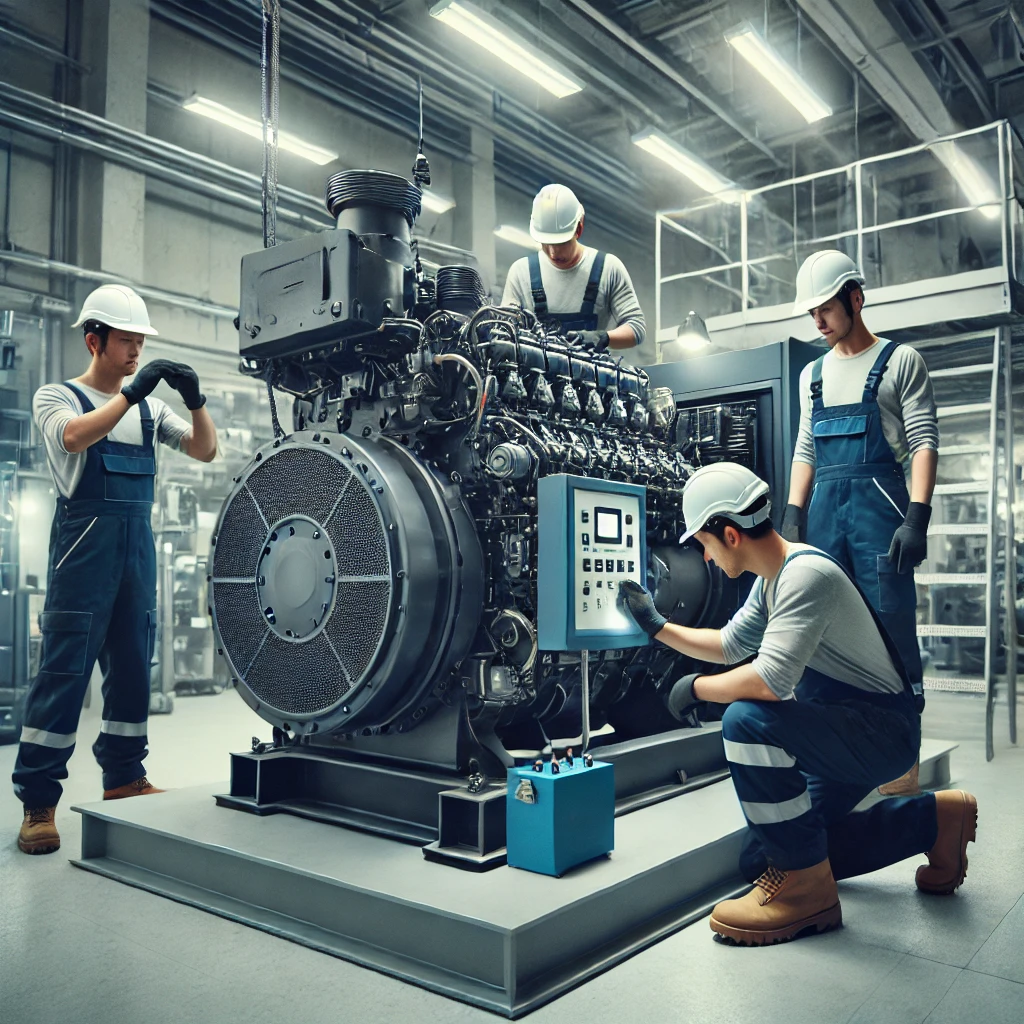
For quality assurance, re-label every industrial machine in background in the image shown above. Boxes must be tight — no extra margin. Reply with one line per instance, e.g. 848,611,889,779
646,340,820,514
208,169,733,865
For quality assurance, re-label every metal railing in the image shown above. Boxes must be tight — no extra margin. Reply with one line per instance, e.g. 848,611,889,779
655,120,1022,341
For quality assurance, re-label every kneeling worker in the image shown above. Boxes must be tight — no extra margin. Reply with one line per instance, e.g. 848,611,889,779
501,183,645,352
621,463,977,947
15,285,218,855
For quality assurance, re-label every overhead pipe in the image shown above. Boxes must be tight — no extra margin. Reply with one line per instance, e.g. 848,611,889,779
0,249,237,320
0,94,329,233
0,81,326,220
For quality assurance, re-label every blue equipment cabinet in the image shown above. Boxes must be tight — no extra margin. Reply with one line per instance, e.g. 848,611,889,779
506,759,615,877
536,474,648,652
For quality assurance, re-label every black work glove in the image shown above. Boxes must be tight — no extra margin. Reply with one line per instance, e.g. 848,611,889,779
887,501,931,574
667,672,702,722
567,330,610,352
619,580,667,637
164,362,206,411
780,503,806,543
120,359,182,405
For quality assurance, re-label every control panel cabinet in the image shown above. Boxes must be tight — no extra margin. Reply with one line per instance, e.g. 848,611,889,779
537,475,648,652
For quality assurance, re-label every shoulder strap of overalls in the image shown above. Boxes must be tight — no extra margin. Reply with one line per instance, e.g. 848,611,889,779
528,252,548,319
862,340,900,402
580,251,606,317
782,548,912,693
138,398,155,451
809,354,827,412
62,381,95,413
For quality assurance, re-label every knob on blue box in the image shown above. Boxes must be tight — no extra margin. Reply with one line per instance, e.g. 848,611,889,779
506,760,614,877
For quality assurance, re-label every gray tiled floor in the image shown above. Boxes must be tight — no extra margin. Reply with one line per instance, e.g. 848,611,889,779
1,689,1022,1024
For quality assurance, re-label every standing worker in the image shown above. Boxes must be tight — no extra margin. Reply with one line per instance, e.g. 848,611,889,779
501,183,646,352
620,464,977,947
14,285,218,855
780,251,938,778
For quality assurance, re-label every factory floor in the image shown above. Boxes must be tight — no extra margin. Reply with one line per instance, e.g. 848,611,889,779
1,689,1022,1024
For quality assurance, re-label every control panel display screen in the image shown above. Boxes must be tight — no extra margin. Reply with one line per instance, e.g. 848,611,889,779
572,488,643,634
594,508,621,545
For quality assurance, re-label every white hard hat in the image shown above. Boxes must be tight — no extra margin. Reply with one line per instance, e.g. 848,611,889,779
71,284,158,336
529,183,584,244
679,463,772,543
792,250,865,316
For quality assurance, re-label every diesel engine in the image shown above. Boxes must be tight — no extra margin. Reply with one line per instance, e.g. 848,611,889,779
209,170,723,779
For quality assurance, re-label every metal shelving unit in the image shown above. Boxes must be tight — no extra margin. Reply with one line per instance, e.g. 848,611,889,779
913,327,1017,760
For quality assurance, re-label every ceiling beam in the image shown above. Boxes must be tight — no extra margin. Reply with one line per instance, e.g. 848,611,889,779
796,0,961,141
546,0,784,168
900,0,994,121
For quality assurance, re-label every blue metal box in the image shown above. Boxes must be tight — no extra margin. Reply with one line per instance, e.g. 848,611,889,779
506,760,614,877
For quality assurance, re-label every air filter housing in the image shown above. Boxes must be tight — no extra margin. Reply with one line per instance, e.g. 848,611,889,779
209,433,483,736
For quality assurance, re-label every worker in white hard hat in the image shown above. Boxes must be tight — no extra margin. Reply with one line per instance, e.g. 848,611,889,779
619,462,976,947
500,183,646,352
14,284,219,856
780,251,938,784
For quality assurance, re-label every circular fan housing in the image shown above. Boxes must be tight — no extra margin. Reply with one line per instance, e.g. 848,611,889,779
209,433,483,736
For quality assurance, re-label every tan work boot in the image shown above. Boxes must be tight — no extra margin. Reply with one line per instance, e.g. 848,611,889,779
879,758,921,796
103,776,165,800
916,790,978,895
710,859,842,946
18,806,60,855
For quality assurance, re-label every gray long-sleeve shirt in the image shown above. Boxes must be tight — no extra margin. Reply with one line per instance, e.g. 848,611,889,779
720,546,904,700
794,339,938,466
33,381,191,499
500,246,647,347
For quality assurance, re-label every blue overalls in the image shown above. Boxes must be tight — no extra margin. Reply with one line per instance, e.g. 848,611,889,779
724,550,937,881
528,250,607,332
805,341,924,697
13,383,158,808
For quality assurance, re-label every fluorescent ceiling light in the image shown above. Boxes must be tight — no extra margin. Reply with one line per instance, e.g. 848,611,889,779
183,95,339,165
631,128,741,202
430,0,584,99
420,188,457,215
726,24,832,124
494,224,540,249
931,142,1001,221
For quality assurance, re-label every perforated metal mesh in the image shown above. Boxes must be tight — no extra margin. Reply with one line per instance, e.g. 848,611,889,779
213,487,265,579
326,580,392,682
213,441,399,718
244,631,350,716
213,582,268,676
247,447,351,525
327,483,390,576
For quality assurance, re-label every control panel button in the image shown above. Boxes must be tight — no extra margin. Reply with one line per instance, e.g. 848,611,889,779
582,558,591,572
617,559,625,573
625,514,633,525
627,560,635,573
607,580,614,590
581,532,589,546
626,535,634,548
583,586,590,596
594,558,603,572
582,600,588,612
581,511,590,523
